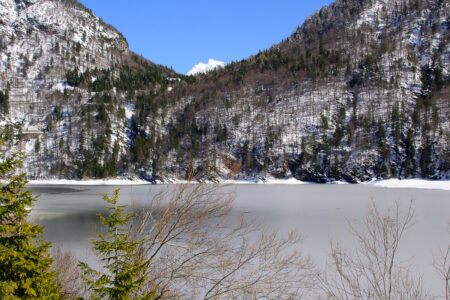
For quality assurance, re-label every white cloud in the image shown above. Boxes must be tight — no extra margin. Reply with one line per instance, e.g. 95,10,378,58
187,58,226,76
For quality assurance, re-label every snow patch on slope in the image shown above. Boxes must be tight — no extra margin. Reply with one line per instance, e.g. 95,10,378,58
187,59,226,76
356,0,387,27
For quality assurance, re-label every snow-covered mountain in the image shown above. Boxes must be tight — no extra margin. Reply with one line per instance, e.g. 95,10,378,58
0,0,177,179
1,0,448,182
187,59,226,76
0,0,127,115
165,0,449,182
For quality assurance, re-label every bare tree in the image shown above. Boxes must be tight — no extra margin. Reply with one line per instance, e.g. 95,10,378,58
320,201,431,300
433,230,450,300
130,184,318,299
50,246,87,299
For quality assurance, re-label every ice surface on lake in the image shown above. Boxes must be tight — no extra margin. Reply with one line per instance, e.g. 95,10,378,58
29,184,450,297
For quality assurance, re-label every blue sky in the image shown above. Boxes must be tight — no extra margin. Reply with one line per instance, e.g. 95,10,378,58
78,0,335,74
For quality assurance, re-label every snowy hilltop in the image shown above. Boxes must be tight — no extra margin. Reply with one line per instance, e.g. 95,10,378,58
187,59,227,76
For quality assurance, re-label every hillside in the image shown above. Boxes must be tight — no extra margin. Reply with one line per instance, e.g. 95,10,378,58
0,0,179,178
1,0,448,182
148,0,449,182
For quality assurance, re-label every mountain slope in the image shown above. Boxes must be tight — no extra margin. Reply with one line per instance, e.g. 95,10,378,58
1,0,448,182
0,0,180,178
147,0,449,182
0,0,127,111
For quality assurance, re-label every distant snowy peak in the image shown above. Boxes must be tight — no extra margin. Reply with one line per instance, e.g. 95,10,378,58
187,59,227,76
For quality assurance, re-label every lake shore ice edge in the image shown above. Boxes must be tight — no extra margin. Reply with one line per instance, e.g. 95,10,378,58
26,177,450,191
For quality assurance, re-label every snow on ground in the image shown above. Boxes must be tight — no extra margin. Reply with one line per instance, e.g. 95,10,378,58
356,0,386,27
27,177,450,190
27,178,150,186
52,81,73,93
367,178,450,191
250,177,310,185
124,104,135,119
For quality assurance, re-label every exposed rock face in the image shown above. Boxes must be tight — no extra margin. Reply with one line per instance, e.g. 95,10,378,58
0,0,128,119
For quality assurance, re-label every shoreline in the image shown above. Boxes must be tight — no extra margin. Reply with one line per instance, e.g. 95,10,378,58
26,177,450,191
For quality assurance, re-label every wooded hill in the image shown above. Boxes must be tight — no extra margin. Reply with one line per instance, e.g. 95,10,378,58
1,0,448,182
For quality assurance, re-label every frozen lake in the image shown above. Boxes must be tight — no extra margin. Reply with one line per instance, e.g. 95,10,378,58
28,184,449,297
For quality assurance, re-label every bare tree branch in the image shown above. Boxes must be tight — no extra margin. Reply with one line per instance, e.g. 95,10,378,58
320,200,431,300
433,226,450,300
131,183,318,299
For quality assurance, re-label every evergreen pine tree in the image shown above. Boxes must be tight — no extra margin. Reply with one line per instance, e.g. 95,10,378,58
404,129,416,178
420,137,434,179
391,102,400,149
79,189,156,300
0,133,60,298
376,121,389,177
0,91,9,113
333,155,341,181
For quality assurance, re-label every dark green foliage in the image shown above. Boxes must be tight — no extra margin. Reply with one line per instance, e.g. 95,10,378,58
320,114,329,131
112,140,120,163
235,141,262,175
66,67,81,87
420,137,434,178
114,61,168,94
333,107,346,146
0,91,9,113
391,102,401,148
34,139,40,154
132,135,149,165
404,130,417,178
0,132,60,299
376,121,390,177
91,69,113,92
66,67,92,88
96,101,109,123
135,93,159,124
433,64,443,90
76,150,102,179
420,65,433,96
53,105,62,122
79,189,156,300
74,41,81,53
215,122,227,143
332,155,341,181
